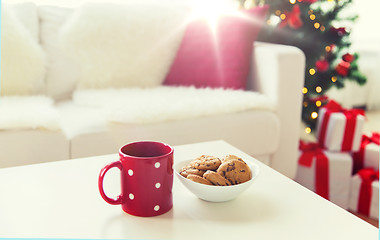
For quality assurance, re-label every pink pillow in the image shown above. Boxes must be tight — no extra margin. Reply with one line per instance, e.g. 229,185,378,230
164,6,268,89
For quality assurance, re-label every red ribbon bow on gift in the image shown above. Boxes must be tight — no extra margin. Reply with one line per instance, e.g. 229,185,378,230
299,141,323,167
363,132,380,145
299,141,329,200
318,100,365,151
353,132,380,174
322,100,365,116
357,168,379,216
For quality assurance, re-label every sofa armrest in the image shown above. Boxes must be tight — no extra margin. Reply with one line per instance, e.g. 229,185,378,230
248,41,305,179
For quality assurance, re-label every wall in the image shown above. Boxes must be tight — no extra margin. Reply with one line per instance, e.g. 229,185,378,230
327,0,380,110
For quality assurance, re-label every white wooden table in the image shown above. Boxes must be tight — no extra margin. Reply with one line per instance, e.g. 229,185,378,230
0,140,378,239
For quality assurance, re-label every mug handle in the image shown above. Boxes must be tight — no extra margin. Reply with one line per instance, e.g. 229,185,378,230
98,161,123,205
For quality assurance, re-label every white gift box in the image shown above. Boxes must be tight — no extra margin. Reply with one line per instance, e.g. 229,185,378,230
316,107,365,152
348,173,379,220
295,150,353,209
359,142,379,170
352,133,380,173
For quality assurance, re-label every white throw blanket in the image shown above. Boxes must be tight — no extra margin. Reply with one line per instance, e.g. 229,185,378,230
0,96,59,130
73,86,276,124
0,87,275,138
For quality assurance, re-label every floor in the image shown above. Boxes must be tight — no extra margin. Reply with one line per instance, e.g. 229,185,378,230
351,211,378,228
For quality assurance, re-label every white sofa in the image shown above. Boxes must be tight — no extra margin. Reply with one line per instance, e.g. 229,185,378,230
0,1,305,179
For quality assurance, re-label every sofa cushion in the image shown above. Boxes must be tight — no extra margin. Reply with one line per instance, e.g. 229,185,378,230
55,101,108,139
71,86,276,124
164,5,268,89
38,6,77,100
0,96,59,130
0,130,69,168
69,109,279,159
1,4,46,96
58,2,191,90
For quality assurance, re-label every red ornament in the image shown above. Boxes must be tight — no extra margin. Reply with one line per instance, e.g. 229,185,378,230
315,60,329,72
330,27,347,36
335,61,350,76
342,53,355,63
279,5,303,29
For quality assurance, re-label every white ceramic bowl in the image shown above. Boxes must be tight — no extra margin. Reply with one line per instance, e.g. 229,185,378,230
174,159,260,202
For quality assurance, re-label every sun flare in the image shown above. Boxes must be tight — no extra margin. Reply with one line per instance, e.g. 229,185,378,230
190,1,241,30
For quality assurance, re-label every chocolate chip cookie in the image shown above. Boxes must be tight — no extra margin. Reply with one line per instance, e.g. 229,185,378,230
203,170,231,186
187,174,213,185
180,165,206,178
222,154,245,163
191,155,221,171
217,159,251,185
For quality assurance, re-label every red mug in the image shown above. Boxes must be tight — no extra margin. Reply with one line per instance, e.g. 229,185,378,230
98,141,174,217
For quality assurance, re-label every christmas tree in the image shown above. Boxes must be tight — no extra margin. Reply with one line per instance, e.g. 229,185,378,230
250,0,367,134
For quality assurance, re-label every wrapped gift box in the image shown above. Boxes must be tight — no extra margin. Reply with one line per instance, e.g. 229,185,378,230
316,100,365,152
348,168,379,220
352,132,380,174
295,141,352,209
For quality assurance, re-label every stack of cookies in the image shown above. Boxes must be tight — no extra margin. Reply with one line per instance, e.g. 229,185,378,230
180,155,252,186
